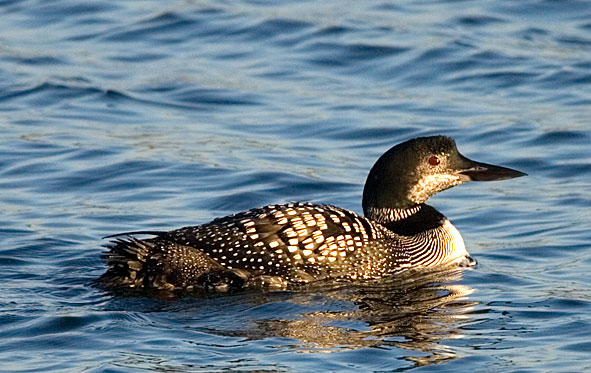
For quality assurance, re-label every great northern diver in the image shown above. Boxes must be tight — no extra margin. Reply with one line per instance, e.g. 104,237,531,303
98,136,525,291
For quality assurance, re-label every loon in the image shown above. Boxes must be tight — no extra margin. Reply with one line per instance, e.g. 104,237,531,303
97,136,525,292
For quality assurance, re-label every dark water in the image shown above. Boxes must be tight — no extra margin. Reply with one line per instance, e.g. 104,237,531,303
1,0,590,371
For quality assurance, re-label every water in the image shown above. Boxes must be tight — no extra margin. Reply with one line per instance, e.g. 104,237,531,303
0,0,589,371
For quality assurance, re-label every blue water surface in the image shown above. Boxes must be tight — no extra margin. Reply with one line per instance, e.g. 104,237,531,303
0,0,590,371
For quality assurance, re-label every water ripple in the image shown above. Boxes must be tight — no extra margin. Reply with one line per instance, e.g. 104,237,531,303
0,0,590,371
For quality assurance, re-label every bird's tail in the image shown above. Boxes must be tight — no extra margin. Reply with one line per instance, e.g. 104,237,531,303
95,237,157,289
95,236,249,291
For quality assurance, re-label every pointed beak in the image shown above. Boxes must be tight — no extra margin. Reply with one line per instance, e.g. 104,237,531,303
455,154,527,182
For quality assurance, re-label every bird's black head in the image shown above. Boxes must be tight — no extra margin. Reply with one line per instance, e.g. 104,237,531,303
362,136,526,215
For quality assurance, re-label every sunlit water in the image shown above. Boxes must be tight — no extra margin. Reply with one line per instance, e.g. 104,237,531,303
0,1,589,371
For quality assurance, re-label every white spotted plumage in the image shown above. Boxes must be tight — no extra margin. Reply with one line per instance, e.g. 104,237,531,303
99,201,472,290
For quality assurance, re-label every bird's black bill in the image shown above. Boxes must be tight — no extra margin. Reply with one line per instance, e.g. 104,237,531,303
456,157,527,182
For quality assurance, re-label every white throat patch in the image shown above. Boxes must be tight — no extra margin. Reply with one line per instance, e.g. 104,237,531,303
408,174,463,204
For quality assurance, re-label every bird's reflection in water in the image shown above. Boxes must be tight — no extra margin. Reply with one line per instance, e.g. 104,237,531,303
219,267,476,367
104,267,475,369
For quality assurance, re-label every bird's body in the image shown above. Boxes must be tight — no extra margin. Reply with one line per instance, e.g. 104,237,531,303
98,136,525,292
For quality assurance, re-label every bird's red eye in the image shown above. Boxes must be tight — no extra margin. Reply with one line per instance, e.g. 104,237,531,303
428,155,440,166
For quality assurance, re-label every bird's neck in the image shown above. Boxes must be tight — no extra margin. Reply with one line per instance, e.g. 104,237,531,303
366,204,470,268
365,204,447,236
365,204,423,224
